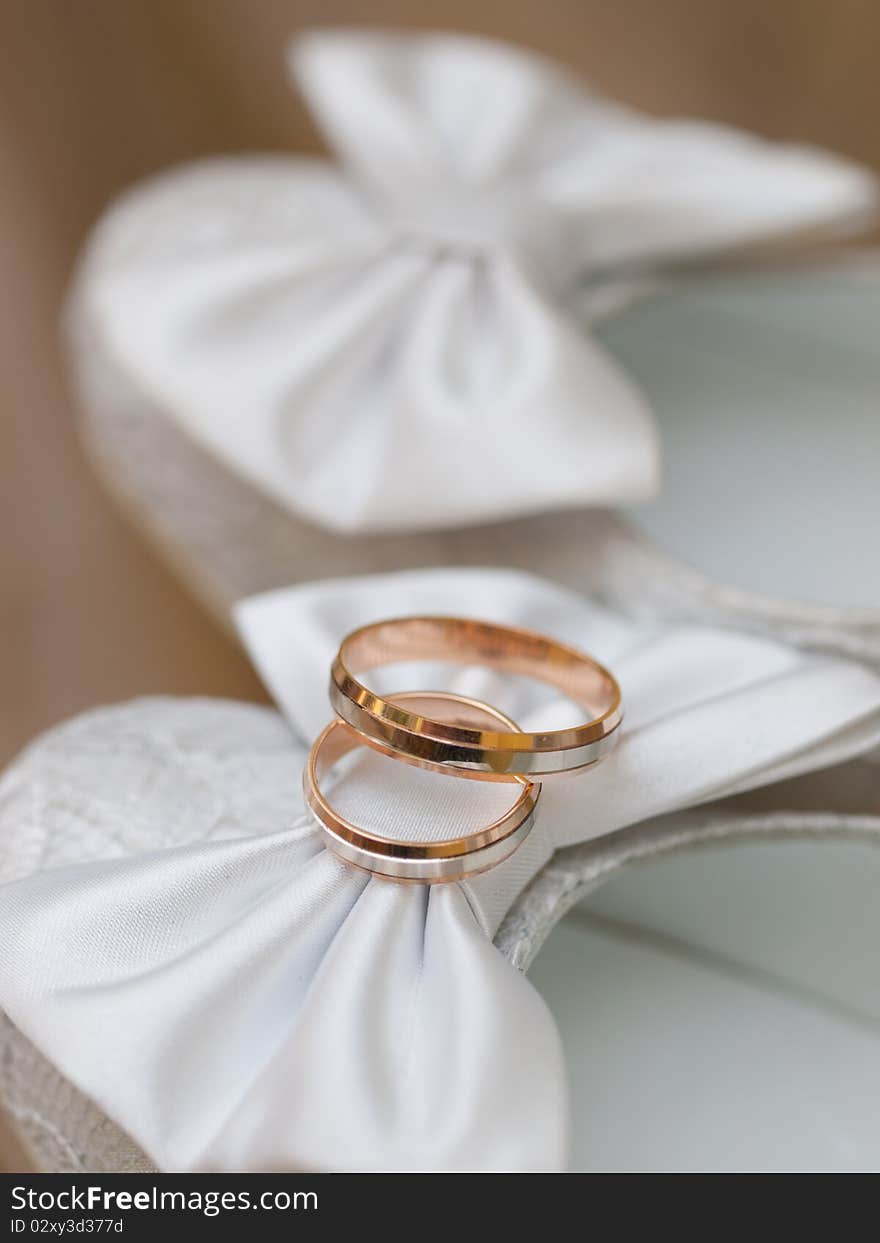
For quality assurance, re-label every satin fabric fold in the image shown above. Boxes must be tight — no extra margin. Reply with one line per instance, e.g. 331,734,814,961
0,828,566,1172
70,29,877,533
2,568,880,1170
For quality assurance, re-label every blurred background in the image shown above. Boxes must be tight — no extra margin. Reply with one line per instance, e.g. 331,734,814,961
3,0,880,771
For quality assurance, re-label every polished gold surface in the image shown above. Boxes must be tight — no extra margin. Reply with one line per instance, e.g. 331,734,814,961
305,691,540,880
331,617,622,778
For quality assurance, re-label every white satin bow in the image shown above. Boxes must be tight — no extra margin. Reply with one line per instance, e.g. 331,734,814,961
2,569,880,1171
71,29,877,534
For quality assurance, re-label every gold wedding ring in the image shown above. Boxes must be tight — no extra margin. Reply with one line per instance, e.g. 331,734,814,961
304,614,621,883
329,616,622,779
304,691,540,882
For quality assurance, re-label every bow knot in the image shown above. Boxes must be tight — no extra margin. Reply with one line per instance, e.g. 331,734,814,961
376,181,577,295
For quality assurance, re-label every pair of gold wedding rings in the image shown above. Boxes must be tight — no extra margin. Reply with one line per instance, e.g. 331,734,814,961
303,616,622,883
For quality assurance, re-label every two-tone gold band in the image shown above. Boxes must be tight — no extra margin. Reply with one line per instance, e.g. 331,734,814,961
304,691,540,882
305,616,621,882
329,616,622,779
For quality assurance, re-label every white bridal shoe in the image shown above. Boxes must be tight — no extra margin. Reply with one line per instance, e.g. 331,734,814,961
67,30,879,666
1,694,878,1172
2,561,879,1172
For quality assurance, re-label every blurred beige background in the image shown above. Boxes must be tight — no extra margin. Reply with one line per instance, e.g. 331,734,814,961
1,0,880,1174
